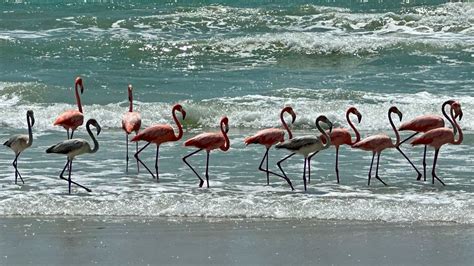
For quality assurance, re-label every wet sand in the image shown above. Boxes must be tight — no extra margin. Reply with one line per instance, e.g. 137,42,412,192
0,217,472,265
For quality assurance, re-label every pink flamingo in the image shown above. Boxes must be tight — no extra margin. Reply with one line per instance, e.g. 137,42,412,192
54,77,85,139
131,104,186,180
398,100,459,181
182,116,230,188
122,85,142,173
352,106,403,186
411,102,463,186
244,106,296,189
309,107,362,184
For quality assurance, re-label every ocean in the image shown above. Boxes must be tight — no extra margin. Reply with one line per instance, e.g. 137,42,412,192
0,0,472,224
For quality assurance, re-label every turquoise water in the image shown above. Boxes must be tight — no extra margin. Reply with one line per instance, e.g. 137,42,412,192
0,1,473,223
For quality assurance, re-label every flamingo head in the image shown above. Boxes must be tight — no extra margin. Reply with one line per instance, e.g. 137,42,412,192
75,77,84,94
389,106,402,121
87,119,101,136
128,84,133,102
220,116,229,133
173,104,186,119
26,110,35,126
347,107,362,123
316,115,333,133
282,106,296,124
451,101,463,121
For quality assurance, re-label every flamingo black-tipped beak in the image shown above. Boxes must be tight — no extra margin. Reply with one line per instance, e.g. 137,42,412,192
96,125,102,136
181,110,187,120
31,117,35,127
291,111,296,124
458,111,463,121
356,112,362,123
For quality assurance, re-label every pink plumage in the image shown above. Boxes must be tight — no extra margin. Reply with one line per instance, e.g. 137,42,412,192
244,128,285,148
398,115,444,132
54,77,84,136
352,134,394,153
132,124,179,145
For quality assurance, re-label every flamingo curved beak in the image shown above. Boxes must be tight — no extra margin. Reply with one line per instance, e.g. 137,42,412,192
291,111,296,124
356,111,362,123
96,124,102,136
181,109,187,120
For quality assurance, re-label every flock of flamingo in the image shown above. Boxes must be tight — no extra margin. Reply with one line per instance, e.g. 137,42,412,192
3,77,464,194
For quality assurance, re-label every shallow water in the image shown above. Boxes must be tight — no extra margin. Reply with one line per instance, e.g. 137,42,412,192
0,1,472,223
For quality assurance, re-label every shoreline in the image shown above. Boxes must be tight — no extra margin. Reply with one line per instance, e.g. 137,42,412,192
1,216,473,265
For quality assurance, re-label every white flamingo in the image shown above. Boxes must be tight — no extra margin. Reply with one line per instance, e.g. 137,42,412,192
46,119,101,194
3,110,35,184
275,115,333,191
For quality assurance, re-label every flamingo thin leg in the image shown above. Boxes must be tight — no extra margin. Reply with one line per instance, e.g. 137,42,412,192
182,149,204,187
375,152,387,186
67,129,70,140
155,145,160,181
399,132,418,145
432,148,445,186
68,160,72,194
335,147,340,184
136,141,140,173
303,157,307,191
125,133,129,173
307,151,320,184
59,159,92,193
368,152,375,186
134,142,155,179
205,151,210,188
258,148,294,190
12,153,24,184
70,129,75,139
257,148,270,185
423,145,427,181
396,146,422,180
277,153,295,190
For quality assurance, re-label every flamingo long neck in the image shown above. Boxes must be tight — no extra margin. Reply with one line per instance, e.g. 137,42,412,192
317,120,331,149
280,110,292,139
172,107,183,140
389,111,400,147
347,111,360,145
442,102,457,136
86,123,99,154
75,83,83,113
27,114,33,147
450,108,463,145
128,91,133,112
220,122,230,151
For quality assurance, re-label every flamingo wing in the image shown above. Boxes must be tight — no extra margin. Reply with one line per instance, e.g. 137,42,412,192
411,128,453,146
399,115,444,132
46,139,86,154
122,112,142,133
244,128,284,146
275,136,321,151
54,110,84,127
185,132,224,150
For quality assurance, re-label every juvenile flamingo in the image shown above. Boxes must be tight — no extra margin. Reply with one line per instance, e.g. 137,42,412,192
122,84,141,173
131,104,186,180
244,106,296,188
398,100,459,181
352,106,403,186
309,107,362,184
46,119,101,194
182,116,230,188
275,115,333,191
54,77,85,139
411,102,463,186
3,110,35,184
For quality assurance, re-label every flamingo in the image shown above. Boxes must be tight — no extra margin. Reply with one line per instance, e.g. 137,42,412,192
397,100,459,181
54,77,85,139
411,102,463,186
275,115,333,191
308,107,362,184
244,106,296,189
131,104,186,180
3,110,35,184
352,106,403,186
122,84,142,173
182,116,230,188
46,119,101,194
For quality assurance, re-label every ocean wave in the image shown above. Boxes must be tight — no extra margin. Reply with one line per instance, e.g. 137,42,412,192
0,84,472,132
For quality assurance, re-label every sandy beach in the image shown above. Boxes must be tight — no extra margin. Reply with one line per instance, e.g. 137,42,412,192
1,217,472,265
